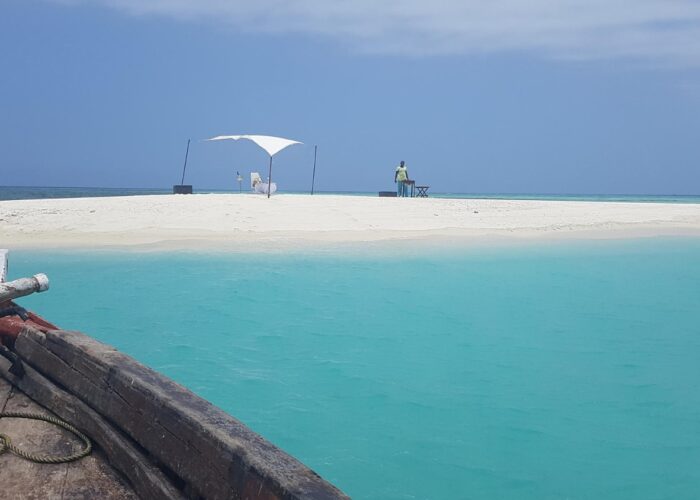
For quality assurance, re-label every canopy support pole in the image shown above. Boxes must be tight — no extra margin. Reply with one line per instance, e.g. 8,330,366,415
180,139,191,185
267,155,273,199
311,145,317,195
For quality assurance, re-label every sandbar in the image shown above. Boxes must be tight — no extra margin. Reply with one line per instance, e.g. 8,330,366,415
1,194,699,251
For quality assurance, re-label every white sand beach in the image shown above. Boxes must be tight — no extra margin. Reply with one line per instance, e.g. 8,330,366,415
1,194,699,251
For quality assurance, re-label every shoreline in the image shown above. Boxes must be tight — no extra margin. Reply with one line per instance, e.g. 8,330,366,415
2,194,699,251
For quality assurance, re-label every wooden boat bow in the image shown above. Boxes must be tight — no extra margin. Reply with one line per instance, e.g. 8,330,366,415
0,252,349,499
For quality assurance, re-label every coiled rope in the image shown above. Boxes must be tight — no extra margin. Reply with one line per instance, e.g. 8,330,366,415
0,411,92,464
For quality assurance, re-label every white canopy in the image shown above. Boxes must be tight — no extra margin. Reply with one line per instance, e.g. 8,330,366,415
206,134,302,157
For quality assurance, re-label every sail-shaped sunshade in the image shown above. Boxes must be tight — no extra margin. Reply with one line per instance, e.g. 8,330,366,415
205,134,303,198
206,135,302,157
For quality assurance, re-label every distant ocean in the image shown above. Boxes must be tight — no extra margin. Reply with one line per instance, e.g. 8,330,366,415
1,185,699,203
12,240,700,499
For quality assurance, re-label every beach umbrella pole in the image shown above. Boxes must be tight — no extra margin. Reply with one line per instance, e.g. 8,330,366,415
267,155,273,198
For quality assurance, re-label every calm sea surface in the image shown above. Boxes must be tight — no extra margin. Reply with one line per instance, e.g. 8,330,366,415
1,185,699,203
10,240,700,499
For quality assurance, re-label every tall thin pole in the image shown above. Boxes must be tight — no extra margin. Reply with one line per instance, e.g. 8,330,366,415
0,249,7,283
267,155,273,199
311,145,317,195
180,139,191,185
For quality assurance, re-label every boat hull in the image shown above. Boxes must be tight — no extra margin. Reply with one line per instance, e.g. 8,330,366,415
0,321,348,499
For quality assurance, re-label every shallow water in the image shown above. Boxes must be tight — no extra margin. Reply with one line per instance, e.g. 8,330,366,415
11,239,700,499
1,185,699,203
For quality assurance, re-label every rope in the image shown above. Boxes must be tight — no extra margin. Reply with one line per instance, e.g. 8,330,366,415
0,411,92,464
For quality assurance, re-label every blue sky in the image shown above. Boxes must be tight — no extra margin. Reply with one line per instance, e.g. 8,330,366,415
2,0,700,194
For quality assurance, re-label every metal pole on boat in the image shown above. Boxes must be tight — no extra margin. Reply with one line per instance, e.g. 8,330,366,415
180,139,191,185
267,155,273,199
311,145,317,195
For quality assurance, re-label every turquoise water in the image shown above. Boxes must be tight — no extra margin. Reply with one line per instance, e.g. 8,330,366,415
10,240,700,499
1,185,699,203
0,186,170,200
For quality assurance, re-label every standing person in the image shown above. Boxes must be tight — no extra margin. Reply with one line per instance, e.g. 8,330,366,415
394,161,409,197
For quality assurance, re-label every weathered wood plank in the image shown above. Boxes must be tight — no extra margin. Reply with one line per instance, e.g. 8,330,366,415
0,274,50,304
63,453,139,500
0,374,136,500
0,353,185,500
0,384,71,499
0,375,11,410
17,327,349,500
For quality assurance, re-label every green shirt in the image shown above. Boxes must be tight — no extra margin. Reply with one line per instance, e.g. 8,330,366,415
395,165,408,182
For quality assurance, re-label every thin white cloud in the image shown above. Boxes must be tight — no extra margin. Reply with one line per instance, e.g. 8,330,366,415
51,0,700,65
